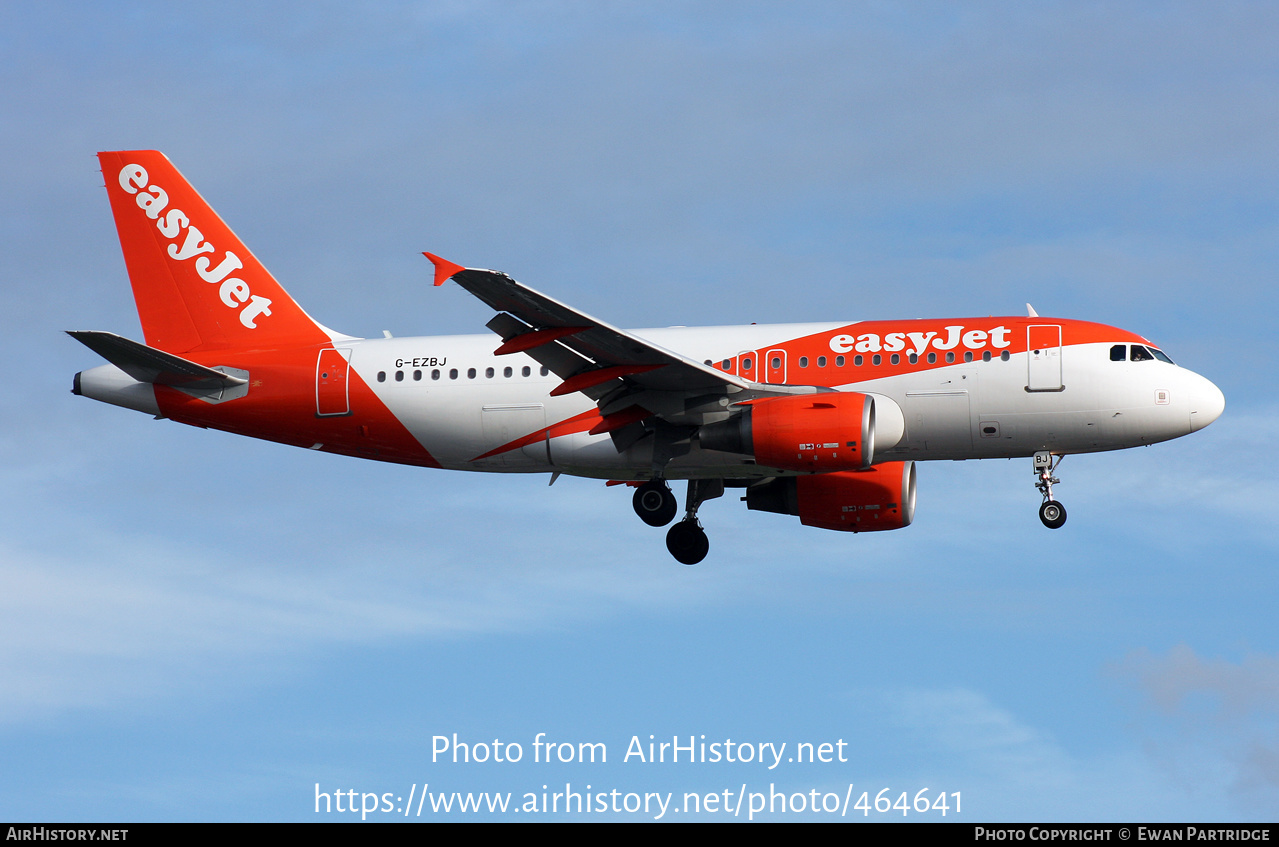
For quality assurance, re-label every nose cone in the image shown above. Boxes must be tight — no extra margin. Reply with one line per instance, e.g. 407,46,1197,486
1188,372,1225,432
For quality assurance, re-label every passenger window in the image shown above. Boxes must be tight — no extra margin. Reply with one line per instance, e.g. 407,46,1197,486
964,351,973,362
431,369,440,380
854,355,863,366
540,366,549,376
449,368,458,379
817,356,827,367
467,368,476,379
927,353,936,364
722,359,731,369
413,370,421,381
982,351,992,362
890,353,900,365
1110,344,1126,362
503,366,513,377
522,366,531,377
872,354,882,365
395,371,404,382
742,358,753,370
835,355,845,367
377,371,386,382
485,367,495,378
799,356,809,368
770,357,781,369
946,352,955,363
1000,351,1010,361
908,353,918,364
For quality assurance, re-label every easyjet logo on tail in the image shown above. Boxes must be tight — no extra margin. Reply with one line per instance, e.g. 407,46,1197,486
117,164,273,329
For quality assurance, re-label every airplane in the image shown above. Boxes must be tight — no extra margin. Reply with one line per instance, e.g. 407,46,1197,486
71,150,1226,564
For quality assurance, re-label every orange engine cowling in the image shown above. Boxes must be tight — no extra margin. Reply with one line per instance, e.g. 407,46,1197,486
699,392,875,472
745,461,916,532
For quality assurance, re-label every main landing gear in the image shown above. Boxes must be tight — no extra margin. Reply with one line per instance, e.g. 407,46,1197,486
666,519,709,566
1033,451,1067,529
665,479,723,565
633,479,722,565
633,480,678,527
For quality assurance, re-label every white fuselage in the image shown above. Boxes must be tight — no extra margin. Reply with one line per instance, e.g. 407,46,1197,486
344,322,1223,480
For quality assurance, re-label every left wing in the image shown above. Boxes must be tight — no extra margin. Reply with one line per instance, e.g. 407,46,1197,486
425,254,827,450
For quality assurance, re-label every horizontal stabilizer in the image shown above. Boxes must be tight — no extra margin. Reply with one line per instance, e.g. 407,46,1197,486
67,331,247,390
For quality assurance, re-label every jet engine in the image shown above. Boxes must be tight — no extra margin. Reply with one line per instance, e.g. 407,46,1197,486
745,461,916,532
699,392,876,472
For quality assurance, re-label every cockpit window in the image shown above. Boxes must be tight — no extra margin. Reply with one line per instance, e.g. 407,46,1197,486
1114,343,1174,364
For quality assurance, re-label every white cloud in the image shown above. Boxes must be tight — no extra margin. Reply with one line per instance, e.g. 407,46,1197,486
1113,645,1279,811
0,466,796,723
1067,408,1279,550
859,684,1249,820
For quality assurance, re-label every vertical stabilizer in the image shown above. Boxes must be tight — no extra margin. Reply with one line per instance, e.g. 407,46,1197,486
98,150,333,354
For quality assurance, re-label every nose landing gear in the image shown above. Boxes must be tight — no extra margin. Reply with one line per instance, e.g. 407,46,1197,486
1038,499,1067,529
1033,451,1067,529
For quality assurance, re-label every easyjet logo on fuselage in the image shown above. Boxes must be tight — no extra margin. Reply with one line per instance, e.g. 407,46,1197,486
117,164,273,329
828,325,1012,355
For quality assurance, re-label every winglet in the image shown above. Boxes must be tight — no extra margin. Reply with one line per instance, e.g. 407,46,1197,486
423,253,466,287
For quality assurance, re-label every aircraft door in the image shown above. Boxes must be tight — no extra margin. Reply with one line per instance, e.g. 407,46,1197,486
906,369,976,454
764,348,787,384
316,347,352,416
1026,325,1062,391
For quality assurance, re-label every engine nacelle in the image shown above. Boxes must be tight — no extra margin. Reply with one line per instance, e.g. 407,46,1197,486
700,392,875,472
745,461,916,532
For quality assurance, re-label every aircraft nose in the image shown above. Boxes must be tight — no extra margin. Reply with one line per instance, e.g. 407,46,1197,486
1188,372,1225,432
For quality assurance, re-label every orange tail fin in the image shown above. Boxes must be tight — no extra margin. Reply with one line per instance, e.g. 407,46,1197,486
98,150,335,354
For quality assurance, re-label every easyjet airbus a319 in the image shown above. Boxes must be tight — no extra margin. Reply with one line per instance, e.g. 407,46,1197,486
72,151,1225,564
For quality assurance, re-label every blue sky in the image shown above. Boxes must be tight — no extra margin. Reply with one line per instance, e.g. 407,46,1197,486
3,1,1277,821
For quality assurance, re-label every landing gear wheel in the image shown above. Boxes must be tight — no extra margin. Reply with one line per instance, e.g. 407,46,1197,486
666,519,709,565
1039,500,1067,529
1032,451,1067,529
633,480,677,527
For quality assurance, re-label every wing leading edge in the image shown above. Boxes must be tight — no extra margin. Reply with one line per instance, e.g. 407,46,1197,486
424,254,829,462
